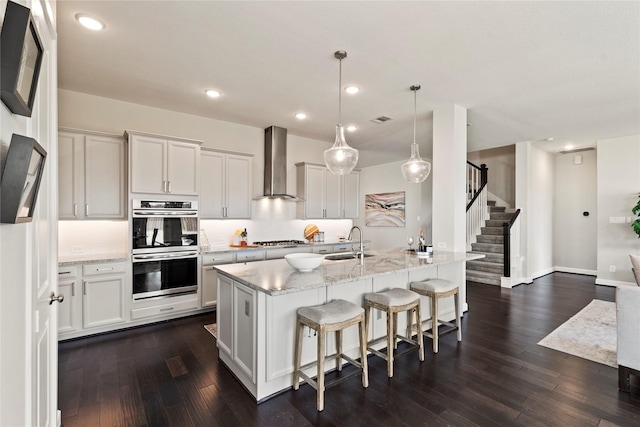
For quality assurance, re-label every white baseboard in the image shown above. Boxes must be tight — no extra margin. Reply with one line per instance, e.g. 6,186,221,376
554,266,597,276
595,277,638,287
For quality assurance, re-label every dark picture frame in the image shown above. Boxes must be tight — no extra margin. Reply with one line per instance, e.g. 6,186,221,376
1,1,44,117
0,134,47,224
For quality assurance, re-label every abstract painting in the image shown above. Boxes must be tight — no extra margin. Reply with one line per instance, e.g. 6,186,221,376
365,191,405,227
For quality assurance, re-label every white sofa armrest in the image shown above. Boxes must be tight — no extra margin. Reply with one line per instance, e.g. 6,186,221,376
616,286,640,369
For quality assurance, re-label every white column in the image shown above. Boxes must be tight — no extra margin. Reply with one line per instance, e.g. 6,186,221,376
432,104,467,253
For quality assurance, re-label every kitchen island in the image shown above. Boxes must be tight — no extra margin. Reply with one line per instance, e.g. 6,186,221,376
214,248,483,402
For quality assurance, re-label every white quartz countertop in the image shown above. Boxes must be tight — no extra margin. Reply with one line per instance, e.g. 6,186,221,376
214,248,484,296
200,240,367,254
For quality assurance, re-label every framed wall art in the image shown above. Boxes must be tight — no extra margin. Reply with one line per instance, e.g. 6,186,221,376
365,191,406,227
1,1,44,117
0,134,47,223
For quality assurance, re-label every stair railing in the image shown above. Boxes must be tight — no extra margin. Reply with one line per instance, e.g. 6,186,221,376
502,209,521,277
466,162,489,249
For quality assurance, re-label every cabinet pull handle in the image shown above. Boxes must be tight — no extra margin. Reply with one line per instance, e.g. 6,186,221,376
73,203,78,217
71,282,75,297
163,180,167,193
85,204,89,217
167,181,172,193
59,271,71,275
160,307,174,312
83,282,86,296
96,267,113,271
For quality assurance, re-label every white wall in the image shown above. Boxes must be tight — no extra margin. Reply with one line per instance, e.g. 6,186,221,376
553,150,597,274
354,160,432,250
516,141,555,281
596,135,640,285
468,145,515,207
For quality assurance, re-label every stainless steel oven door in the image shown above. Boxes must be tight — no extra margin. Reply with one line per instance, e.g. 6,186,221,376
132,210,198,254
132,251,198,300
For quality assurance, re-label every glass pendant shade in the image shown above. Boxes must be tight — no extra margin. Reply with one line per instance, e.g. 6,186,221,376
401,143,431,183
324,124,359,175
324,50,358,175
401,84,431,183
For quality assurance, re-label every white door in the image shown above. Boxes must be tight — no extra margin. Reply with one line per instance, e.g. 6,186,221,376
0,1,59,425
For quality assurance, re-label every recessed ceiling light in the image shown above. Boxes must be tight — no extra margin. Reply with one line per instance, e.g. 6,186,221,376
346,125,358,132
345,86,359,95
205,89,221,98
564,144,574,150
547,137,555,141
75,13,105,31
295,112,307,120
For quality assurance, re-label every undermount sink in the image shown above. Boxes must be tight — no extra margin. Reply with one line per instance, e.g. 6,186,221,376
324,252,374,261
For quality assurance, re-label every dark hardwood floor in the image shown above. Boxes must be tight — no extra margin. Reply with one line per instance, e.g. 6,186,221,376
58,273,640,426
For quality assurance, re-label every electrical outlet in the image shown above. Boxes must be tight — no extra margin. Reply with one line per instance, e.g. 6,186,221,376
609,265,616,273
71,246,83,253
216,238,226,245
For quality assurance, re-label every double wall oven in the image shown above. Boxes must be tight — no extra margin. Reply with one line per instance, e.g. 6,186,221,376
131,200,198,300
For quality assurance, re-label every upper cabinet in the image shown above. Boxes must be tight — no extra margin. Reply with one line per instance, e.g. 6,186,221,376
295,162,360,219
58,129,126,220
126,130,202,196
200,149,253,219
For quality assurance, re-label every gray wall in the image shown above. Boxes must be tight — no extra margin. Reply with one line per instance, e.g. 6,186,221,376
468,145,515,207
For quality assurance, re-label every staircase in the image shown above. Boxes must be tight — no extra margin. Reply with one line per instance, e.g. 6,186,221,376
467,201,518,286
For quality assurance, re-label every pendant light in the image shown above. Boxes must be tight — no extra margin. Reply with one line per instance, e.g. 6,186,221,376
401,85,431,183
324,51,358,175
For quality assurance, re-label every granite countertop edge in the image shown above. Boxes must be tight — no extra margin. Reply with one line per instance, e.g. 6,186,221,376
59,253,129,266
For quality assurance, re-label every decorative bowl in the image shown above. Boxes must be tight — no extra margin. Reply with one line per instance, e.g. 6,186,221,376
284,253,325,272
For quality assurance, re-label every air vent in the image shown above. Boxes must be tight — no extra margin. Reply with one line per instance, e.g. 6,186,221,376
371,116,393,124
559,147,595,154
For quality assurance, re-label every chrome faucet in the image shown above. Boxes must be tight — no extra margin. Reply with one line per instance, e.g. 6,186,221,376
348,226,364,262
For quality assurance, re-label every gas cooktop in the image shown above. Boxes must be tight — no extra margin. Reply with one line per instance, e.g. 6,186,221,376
253,240,308,247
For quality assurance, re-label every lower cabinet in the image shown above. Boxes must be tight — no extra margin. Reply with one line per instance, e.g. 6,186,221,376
218,275,256,382
201,252,235,308
57,261,127,339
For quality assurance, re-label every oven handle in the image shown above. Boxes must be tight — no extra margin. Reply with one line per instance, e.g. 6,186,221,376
133,211,197,216
132,251,198,261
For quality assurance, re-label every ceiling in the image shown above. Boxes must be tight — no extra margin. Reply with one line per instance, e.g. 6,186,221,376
57,1,640,167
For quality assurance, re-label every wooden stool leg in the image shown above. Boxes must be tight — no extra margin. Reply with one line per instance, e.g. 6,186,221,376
431,294,439,353
293,320,304,390
415,305,424,361
358,317,369,388
393,311,399,349
387,309,394,377
317,327,325,411
454,291,462,342
364,303,371,343
336,329,343,371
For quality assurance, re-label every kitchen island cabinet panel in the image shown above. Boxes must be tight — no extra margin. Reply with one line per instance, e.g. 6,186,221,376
217,275,234,357
233,282,256,381
58,129,126,220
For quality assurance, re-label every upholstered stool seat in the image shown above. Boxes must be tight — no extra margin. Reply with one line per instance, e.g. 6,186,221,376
293,299,368,411
364,288,424,377
410,278,462,353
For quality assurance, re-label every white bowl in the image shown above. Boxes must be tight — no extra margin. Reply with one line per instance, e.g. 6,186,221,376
284,253,325,272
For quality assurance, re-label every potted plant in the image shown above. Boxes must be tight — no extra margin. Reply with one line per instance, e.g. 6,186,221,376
633,194,640,238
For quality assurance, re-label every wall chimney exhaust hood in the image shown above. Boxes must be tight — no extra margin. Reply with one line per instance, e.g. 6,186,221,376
257,126,300,201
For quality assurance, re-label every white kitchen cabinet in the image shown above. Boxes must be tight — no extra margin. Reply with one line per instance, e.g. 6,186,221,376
58,129,126,220
82,262,126,329
57,265,81,334
296,162,360,219
127,131,202,196
312,244,333,254
58,261,127,339
200,149,253,219
201,252,235,308
236,250,265,263
217,275,256,382
265,246,312,259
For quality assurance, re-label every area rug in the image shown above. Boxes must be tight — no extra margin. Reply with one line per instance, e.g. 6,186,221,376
204,323,217,339
537,299,617,368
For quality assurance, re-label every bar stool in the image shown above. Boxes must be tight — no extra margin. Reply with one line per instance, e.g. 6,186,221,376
364,288,424,377
293,299,369,411
410,278,462,353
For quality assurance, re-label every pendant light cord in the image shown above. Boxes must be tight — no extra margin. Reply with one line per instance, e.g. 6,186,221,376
413,88,417,145
338,57,342,125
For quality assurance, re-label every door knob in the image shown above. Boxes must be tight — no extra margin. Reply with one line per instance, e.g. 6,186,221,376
49,291,64,305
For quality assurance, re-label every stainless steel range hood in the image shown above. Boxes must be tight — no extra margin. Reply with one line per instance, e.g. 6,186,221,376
258,126,300,200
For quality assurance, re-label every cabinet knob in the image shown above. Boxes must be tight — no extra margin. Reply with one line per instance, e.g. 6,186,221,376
49,291,64,305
